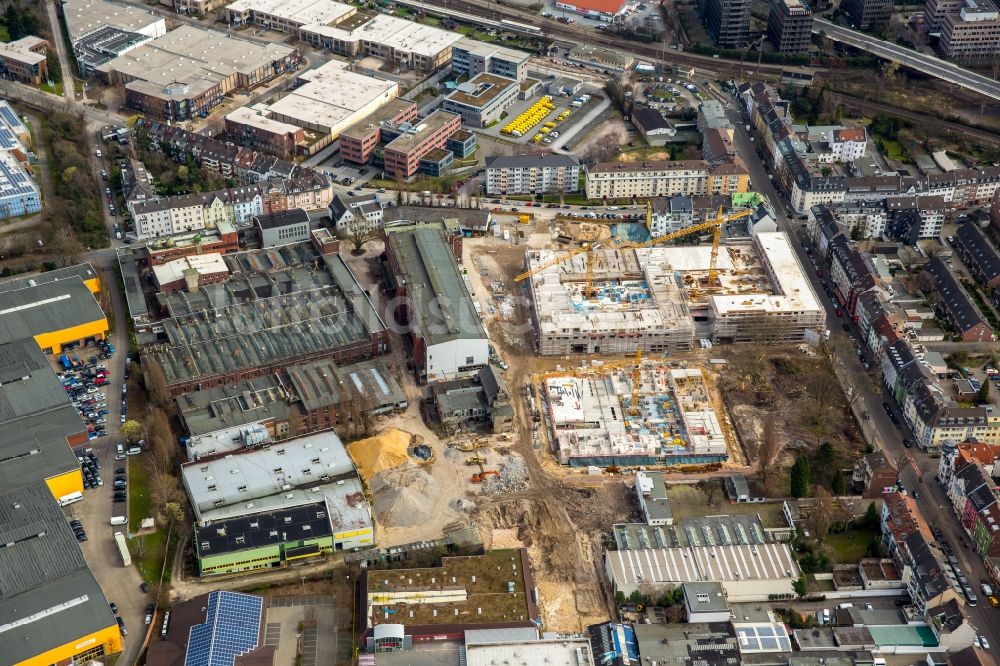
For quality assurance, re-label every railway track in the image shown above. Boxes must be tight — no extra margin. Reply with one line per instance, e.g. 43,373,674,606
825,92,1000,147
401,0,809,77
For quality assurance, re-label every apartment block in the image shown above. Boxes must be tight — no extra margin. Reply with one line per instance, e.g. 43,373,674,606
450,38,529,82
0,36,49,84
441,73,520,128
585,160,749,199
382,110,461,179
484,154,581,195
939,0,1000,62
702,0,751,47
225,106,305,158
767,0,813,54
922,256,994,342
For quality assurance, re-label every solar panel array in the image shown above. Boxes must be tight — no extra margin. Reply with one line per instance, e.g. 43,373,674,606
735,624,791,653
185,591,263,666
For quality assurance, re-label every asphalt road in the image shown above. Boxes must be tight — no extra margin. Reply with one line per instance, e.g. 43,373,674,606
719,87,1000,651
814,19,1000,103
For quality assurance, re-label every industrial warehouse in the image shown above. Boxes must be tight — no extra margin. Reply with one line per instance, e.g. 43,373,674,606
182,430,374,575
523,230,824,355
542,361,732,467
140,238,388,395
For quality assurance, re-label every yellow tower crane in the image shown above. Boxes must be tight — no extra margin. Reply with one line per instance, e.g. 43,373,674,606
514,243,594,283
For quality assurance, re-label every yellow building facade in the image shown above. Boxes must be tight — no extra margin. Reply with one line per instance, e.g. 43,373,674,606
45,468,84,500
34,317,109,355
14,624,122,666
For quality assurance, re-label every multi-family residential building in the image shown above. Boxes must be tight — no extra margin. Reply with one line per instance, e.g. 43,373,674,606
702,0,751,47
328,193,384,232
585,160,750,199
225,106,306,158
767,0,813,54
450,38,529,82
253,208,310,248
484,154,581,196
886,195,947,242
649,195,697,235
0,36,49,84
822,128,868,162
922,256,994,342
939,0,1000,62
833,200,888,239
129,187,267,238
852,450,898,497
441,73,520,128
828,234,882,315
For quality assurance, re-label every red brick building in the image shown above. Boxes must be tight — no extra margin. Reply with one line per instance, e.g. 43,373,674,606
339,98,418,166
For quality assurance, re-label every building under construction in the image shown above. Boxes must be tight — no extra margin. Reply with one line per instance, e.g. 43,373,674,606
523,231,823,354
543,362,731,467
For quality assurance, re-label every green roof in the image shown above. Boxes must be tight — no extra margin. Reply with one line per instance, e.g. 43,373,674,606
868,625,938,648
385,224,486,347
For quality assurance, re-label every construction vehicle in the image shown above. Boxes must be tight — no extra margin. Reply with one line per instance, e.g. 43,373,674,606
471,470,500,483
629,348,642,417
465,455,486,466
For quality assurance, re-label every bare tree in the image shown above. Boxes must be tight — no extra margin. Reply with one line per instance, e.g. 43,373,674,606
696,479,720,507
150,469,184,512
143,356,170,407
49,225,84,267
758,418,783,488
586,130,624,164
809,487,835,544
800,372,839,446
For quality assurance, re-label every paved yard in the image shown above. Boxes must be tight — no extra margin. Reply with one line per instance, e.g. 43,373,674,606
266,595,338,666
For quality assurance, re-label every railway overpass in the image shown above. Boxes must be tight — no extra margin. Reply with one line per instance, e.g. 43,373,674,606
815,19,1000,102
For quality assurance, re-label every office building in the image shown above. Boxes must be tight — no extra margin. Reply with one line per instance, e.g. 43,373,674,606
926,0,966,29
767,0,813,54
441,72,520,128
484,154,581,195
842,0,892,30
703,0,751,48
298,13,463,72
225,0,356,32
382,110,462,179
0,150,41,218
383,222,488,382
450,38,529,82
95,25,299,121
939,0,1000,61
0,36,49,84
339,98,418,165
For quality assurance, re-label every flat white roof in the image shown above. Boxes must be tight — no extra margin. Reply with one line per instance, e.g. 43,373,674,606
152,252,230,285
313,14,464,58
181,431,372,534
62,0,166,42
226,105,302,135
227,0,354,25
265,66,396,132
466,639,596,666
606,542,800,586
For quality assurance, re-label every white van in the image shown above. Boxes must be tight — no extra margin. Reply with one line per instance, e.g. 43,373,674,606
110,516,127,525
126,446,141,455
837,603,853,609
116,443,124,455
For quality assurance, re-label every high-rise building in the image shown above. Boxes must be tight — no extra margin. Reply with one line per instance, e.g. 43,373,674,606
939,0,1000,61
702,0,751,47
767,0,813,53
841,0,892,30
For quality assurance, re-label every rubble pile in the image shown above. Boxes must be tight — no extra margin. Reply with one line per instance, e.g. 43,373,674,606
481,456,529,496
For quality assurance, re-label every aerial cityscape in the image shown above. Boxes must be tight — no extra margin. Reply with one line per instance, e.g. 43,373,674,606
0,0,998,663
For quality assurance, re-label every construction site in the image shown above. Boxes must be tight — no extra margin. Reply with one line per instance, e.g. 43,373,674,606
521,229,825,355
538,358,736,468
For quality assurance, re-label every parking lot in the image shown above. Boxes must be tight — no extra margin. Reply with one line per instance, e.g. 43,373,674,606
265,596,339,666
479,93,581,145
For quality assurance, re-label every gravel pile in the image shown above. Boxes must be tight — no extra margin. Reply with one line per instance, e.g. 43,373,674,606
370,463,440,527
481,456,529,496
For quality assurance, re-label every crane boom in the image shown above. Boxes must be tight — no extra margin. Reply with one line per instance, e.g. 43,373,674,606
515,243,593,282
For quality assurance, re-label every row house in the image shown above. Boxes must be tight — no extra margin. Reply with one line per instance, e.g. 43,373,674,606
828,235,882,316
881,491,932,558
953,222,1000,291
922,256,994,342
925,166,1000,206
898,531,960,613
834,200,888,239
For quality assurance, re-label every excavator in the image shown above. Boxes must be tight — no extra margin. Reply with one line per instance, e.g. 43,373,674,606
471,470,500,483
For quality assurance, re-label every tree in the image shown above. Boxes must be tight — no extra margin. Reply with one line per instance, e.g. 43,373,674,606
697,479,720,507
177,165,189,183
120,419,144,444
792,575,807,599
978,380,990,404
859,501,879,530
815,442,835,470
790,455,811,498
49,226,84,267
831,471,846,495
340,221,373,255
758,418,783,487
809,487,835,543
150,469,183,511
143,356,170,407
586,131,624,164
46,50,61,84
157,500,187,539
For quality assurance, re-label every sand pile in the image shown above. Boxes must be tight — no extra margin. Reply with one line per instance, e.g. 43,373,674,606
369,462,441,527
347,429,413,483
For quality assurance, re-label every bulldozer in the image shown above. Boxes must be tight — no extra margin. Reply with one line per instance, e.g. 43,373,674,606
465,455,486,466
471,470,500,483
